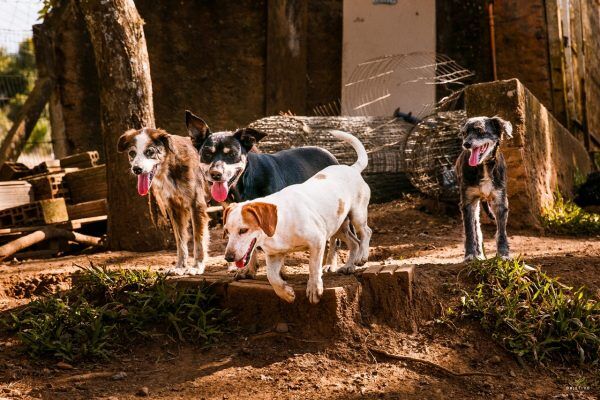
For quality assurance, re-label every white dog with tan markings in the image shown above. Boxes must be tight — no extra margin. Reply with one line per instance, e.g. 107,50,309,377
222,130,372,304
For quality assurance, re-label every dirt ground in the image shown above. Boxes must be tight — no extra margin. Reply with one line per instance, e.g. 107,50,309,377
1,195,599,400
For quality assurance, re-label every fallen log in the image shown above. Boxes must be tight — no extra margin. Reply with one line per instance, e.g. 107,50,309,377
0,227,102,261
248,116,416,202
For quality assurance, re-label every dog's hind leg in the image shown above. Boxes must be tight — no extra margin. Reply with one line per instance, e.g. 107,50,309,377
266,254,295,303
491,193,510,260
323,238,339,273
191,203,209,274
306,242,326,304
348,206,372,267
461,198,484,262
335,219,361,275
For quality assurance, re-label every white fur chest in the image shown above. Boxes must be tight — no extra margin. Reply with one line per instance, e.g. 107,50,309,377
152,172,176,202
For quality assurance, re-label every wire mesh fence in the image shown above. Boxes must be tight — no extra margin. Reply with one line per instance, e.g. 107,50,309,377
0,0,53,166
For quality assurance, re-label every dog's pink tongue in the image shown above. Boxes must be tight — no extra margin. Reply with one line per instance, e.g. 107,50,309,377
468,147,481,167
137,173,150,196
211,181,229,202
235,260,245,269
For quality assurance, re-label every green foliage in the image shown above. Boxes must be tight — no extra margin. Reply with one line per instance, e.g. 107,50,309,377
2,265,229,362
0,38,49,154
541,193,600,236
461,258,600,364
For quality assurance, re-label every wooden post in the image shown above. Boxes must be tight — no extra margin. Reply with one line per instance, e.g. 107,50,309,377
79,0,172,251
266,0,308,115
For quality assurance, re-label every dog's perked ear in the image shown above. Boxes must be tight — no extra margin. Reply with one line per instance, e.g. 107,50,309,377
185,110,211,148
233,128,267,151
490,116,513,139
117,129,138,152
242,202,278,237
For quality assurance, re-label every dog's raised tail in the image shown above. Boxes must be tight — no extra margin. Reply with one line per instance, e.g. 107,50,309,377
329,130,368,172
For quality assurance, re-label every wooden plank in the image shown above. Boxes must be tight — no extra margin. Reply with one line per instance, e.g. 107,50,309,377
544,0,569,126
266,0,308,115
63,165,107,204
67,199,107,220
0,77,55,167
0,215,106,236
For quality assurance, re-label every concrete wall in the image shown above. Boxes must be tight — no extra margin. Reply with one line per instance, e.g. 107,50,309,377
466,79,592,228
341,0,436,116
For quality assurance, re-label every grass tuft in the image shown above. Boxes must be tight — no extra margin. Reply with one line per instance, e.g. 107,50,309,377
461,258,600,364
1,264,229,362
541,192,600,236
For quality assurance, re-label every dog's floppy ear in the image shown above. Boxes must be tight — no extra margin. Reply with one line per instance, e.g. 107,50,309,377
117,129,138,152
242,202,278,237
233,128,267,151
490,116,513,139
222,204,235,238
185,110,211,148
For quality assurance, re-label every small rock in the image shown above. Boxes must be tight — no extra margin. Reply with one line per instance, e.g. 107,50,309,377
56,361,73,370
112,371,127,380
509,369,516,377
275,322,289,333
136,387,149,397
489,355,502,364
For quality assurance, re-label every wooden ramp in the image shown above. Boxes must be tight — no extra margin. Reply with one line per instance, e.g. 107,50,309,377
170,262,419,338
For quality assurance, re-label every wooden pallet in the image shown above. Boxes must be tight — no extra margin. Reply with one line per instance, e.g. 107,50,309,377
0,181,34,211
63,165,107,204
0,215,107,236
27,173,69,201
0,198,68,228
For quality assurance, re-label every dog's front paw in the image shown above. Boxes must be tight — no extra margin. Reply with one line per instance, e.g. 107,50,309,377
323,263,339,273
463,254,484,263
227,263,238,273
233,266,256,280
167,267,187,276
499,254,511,261
274,284,296,303
337,263,356,275
306,279,324,304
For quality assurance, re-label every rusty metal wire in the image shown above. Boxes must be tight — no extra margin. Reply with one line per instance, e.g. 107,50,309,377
342,52,473,119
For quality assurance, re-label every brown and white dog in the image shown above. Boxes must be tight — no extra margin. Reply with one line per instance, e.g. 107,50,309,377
222,130,371,304
118,128,210,275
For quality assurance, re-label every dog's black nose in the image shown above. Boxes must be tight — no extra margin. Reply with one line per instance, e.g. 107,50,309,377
224,253,235,262
463,142,472,149
132,166,143,175
210,171,222,180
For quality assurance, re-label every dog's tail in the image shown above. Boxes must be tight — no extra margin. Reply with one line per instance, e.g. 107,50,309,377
329,130,368,172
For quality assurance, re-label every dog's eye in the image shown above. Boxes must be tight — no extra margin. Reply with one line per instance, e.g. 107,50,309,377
239,228,248,235
128,150,136,158
144,148,156,157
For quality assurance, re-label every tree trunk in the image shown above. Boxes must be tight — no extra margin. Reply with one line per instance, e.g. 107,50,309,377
79,0,171,251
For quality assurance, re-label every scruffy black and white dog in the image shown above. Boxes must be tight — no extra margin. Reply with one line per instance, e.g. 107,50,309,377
455,116,513,262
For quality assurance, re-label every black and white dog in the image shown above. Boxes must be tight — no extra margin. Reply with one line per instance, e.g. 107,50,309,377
185,110,341,275
455,116,513,262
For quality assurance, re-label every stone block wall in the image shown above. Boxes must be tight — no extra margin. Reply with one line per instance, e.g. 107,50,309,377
465,79,592,228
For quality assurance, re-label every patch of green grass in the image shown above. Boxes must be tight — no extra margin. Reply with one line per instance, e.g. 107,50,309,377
461,258,600,364
1,264,229,362
541,193,600,236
